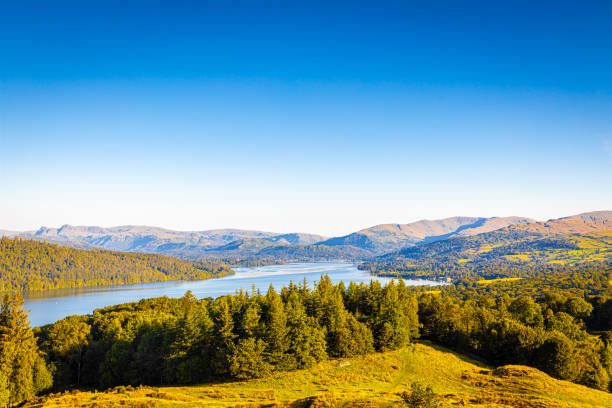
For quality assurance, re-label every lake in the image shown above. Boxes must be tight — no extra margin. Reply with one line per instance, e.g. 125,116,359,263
24,262,444,327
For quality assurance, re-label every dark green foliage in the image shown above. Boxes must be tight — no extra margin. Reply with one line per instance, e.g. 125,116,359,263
37,276,419,391
400,382,439,408
0,237,233,292
16,270,612,400
229,338,271,379
417,289,612,391
46,315,90,386
441,265,612,299
344,280,419,351
360,227,611,280
0,292,52,406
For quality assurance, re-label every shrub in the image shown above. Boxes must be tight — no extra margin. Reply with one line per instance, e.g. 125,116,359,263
399,382,439,408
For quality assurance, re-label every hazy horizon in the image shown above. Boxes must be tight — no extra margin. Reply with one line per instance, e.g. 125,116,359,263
2,209,610,238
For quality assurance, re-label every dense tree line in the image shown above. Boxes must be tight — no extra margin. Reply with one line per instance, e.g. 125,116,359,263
417,291,612,391
223,258,286,268
29,277,418,393
33,277,612,394
445,265,612,299
252,244,373,262
360,229,611,279
363,258,611,288
4,273,612,405
0,238,233,292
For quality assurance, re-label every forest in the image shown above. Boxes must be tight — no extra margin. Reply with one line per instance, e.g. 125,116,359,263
2,272,612,406
360,229,612,280
0,238,233,292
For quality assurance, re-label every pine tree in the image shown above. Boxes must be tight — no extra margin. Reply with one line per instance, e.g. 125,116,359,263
170,296,214,383
285,292,327,369
228,338,271,379
264,286,288,366
211,297,236,377
0,292,52,406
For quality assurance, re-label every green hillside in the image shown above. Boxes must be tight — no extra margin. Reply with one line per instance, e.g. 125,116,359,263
361,228,612,280
24,342,612,407
211,212,611,263
0,237,233,292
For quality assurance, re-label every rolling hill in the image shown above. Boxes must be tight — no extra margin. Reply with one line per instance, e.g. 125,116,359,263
4,212,611,263
319,216,534,254
2,216,532,260
362,211,612,278
0,237,233,292
4,225,327,260
508,210,612,234
23,342,612,408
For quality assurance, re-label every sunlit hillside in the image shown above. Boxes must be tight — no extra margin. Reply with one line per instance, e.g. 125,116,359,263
362,218,612,279
24,343,612,408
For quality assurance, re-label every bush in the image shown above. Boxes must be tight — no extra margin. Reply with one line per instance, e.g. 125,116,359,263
399,382,439,408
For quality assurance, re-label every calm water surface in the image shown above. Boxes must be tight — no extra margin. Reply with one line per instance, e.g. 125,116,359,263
24,262,444,327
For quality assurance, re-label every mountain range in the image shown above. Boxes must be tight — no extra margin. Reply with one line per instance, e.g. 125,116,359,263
361,210,612,277
5,212,609,261
318,216,534,253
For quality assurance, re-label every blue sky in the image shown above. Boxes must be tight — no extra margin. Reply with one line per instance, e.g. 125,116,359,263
1,1,611,236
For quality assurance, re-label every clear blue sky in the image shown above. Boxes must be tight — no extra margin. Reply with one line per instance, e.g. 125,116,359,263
1,1,611,236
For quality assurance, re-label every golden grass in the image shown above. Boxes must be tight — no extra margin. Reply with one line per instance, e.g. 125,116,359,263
477,277,522,285
502,254,531,262
23,342,612,408
476,243,502,254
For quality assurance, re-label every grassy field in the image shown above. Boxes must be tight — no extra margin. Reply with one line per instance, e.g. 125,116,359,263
471,229,612,267
476,277,522,285
23,342,612,408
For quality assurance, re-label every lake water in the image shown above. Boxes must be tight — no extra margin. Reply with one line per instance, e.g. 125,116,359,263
23,262,444,327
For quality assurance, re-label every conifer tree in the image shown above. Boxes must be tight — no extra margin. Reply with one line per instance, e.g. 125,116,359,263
211,297,237,376
264,286,288,366
170,295,214,383
0,292,52,406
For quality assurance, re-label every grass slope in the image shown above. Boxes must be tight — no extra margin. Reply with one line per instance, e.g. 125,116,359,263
24,343,612,407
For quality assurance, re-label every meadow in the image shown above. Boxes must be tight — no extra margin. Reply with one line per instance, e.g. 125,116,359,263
24,342,612,408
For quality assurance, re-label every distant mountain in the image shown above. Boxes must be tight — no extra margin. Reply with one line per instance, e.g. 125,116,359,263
30,225,277,251
256,243,374,261
507,210,612,234
13,217,531,260
264,233,327,245
319,216,534,254
202,238,285,258
361,211,612,277
10,225,326,260
0,229,22,237
7,212,609,263
200,233,328,257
